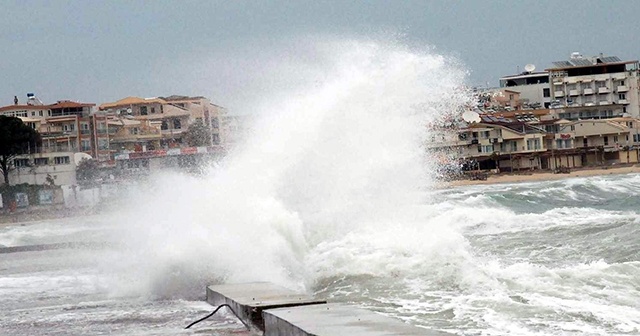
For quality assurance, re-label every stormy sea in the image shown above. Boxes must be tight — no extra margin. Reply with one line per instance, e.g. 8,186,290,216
1,40,639,335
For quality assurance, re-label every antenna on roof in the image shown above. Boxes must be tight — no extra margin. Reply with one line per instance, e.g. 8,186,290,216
524,64,536,73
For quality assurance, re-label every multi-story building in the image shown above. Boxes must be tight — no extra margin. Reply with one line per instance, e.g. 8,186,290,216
0,96,101,158
9,152,83,186
499,70,551,108
547,53,640,120
430,111,640,173
99,95,225,152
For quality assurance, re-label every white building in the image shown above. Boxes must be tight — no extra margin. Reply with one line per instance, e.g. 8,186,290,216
7,152,83,186
499,70,551,109
547,53,639,120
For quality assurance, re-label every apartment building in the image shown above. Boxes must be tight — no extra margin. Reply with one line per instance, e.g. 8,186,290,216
9,152,82,186
430,111,640,173
0,96,115,160
499,70,551,108
547,53,640,120
99,95,225,150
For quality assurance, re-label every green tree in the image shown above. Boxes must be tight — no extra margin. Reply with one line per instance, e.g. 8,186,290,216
0,116,41,185
76,158,100,187
184,119,212,147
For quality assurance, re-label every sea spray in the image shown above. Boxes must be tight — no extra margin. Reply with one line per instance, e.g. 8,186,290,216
103,37,472,299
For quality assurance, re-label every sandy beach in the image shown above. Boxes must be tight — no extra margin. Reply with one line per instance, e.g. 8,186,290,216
443,164,640,188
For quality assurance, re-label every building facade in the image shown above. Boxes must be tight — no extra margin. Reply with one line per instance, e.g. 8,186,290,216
547,53,640,120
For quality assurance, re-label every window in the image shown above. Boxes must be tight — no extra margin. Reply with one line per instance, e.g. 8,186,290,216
98,138,108,150
570,125,575,131
212,133,220,144
81,140,91,151
483,131,490,138
543,88,550,97
31,111,35,117
583,138,588,147
161,120,168,130
597,81,606,88
54,156,70,165
619,80,625,86
634,134,640,142
34,158,49,165
140,106,148,115
604,136,609,146
129,127,139,135
151,107,156,114
479,145,493,153
511,141,517,152
173,119,182,129
527,139,541,150
14,158,29,167
614,136,618,143
39,110,43,117
619,93,626,100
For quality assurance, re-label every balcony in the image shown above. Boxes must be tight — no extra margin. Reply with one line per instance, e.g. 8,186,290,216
598,87,610,94
554,91,565,97
617,85,629,92
598,101,610,106
569,89,579,96
583,88,594,95
80,129,90,135
618,99,629,105
584,101,595,107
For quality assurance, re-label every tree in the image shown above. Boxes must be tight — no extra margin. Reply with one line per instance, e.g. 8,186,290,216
0,116,41,185
76,158,101,187
183,119,212,147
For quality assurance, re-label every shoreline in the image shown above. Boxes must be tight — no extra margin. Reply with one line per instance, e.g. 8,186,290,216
441,164,640,188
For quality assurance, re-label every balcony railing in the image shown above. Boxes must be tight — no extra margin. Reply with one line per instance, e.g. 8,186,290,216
598,101,610,106
617,85,629,92
618,99,629,105
80,129,90,135
554,91,564,97
569,89,579,96
583,88,594,95
598,87,610,94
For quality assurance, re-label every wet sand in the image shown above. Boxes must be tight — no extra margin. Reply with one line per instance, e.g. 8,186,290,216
442,165,640,188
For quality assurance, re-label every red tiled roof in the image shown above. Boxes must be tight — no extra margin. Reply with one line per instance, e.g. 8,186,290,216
0,104,47,112
49,101,95,109
0,101,95,113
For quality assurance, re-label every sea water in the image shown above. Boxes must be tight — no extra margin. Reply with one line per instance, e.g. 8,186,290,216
1,39,639,335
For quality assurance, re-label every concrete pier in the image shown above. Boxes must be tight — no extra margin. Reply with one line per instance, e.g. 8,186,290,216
206,282,326,330
263,303,453,336
205,282,452,335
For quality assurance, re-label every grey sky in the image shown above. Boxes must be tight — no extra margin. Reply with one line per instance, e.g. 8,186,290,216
2,0,638,113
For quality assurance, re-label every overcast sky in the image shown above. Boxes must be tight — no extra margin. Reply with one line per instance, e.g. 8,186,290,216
2,0,639,113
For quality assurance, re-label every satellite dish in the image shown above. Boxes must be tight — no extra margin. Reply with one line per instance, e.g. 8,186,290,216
462,110,481,123
524,64,536,72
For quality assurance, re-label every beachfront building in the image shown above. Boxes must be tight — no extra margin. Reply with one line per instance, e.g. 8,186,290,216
99,95,225,150
499,70,551,109
547,53,640,119
8,152,85,186
430,110,640,174
0,95,114,165
98,95,228,175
